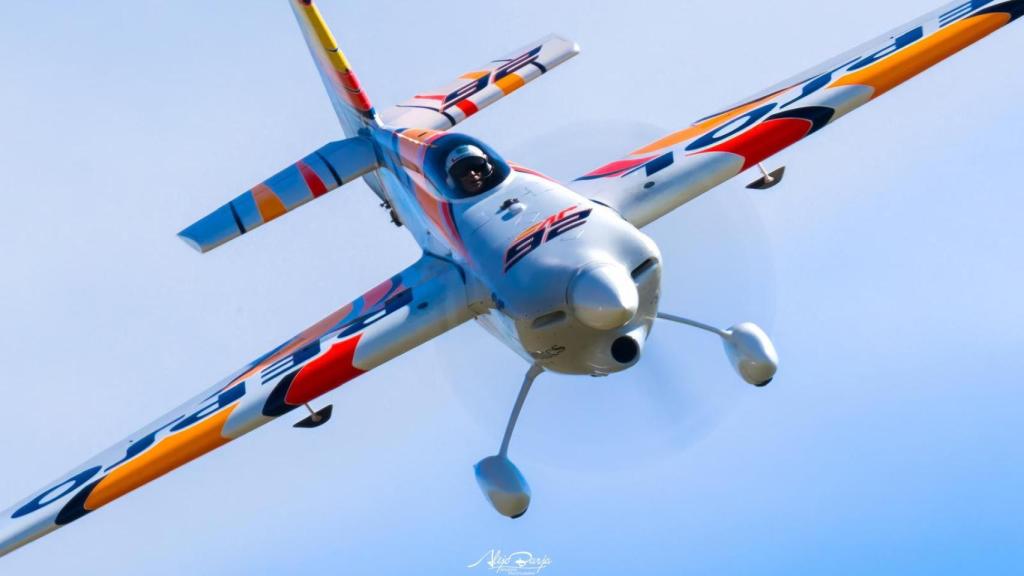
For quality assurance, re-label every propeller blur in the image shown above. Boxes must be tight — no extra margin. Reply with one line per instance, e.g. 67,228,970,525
2,0,1021,556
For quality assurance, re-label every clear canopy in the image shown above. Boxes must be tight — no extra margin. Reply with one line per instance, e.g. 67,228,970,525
424,134,511,200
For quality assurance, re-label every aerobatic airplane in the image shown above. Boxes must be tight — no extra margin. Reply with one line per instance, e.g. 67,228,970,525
2,0,1020,557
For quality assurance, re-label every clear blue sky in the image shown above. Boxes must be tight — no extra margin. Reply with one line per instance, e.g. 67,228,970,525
1,1,1022,574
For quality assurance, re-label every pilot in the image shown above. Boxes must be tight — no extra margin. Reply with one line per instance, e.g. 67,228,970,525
446,145,494,196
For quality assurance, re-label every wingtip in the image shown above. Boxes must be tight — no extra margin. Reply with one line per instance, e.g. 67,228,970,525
176,231,211,254
548,33,582,56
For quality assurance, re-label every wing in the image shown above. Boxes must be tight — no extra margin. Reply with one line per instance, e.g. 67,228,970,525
0,254,472,557
573,0,1023,228
380,34,580,130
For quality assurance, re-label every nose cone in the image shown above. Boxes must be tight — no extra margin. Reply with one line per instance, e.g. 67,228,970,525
568,262,639,330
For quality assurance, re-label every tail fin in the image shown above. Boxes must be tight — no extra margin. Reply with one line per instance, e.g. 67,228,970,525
290,0,380,136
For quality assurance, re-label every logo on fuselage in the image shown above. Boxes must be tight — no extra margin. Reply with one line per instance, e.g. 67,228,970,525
504,206,592,273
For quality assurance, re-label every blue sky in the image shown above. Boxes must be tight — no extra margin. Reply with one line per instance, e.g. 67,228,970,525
1,1,1022,574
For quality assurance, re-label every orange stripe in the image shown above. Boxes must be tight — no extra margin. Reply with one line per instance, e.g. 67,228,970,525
413,182,460,253
84,405,238,510
494,73,526,95
832,13,1010,98
414,183,444,231
404,164,434,192
400,128,442,143
514,221,545,242
250,184,287,222
460,70,490,80
398,133,426,169
630,91,782,156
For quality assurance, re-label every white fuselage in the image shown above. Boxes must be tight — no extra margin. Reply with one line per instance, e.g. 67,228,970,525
373,146,662,375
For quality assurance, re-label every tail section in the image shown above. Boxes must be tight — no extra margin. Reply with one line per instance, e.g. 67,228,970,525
290,0,380,136
178,137,378,252
178,3,584,254
381,34,580,131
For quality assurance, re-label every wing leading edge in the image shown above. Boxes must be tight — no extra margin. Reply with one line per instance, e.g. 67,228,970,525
0,254,472,558
573,0,1023,228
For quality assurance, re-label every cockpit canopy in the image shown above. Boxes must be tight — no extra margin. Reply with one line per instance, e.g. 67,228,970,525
424,134,511,200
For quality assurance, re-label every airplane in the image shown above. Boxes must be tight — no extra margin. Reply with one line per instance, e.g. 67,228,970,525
2,0,1020,558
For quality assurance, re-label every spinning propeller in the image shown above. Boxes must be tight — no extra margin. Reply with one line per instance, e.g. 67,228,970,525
466,120,781,518
472,313,778,518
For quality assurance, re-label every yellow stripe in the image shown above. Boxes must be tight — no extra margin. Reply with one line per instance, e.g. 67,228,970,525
833,13,1010,98
84,406,238,510
301,2,353,74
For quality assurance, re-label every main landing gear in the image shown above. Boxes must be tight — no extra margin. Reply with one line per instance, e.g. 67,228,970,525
747,162,786,190
473,313,778,517
474,363,543,519
657,313,778,387
475,311,778,518
293,402,334,428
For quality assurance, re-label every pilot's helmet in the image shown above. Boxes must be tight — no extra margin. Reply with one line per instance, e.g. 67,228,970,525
445,144,493,189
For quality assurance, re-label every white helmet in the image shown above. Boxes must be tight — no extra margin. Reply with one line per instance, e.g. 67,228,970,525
446,144,492,180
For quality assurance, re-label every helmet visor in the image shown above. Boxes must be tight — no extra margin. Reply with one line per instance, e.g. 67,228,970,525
450,156,490,180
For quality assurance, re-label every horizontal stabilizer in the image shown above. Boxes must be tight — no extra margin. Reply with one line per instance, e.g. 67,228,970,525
178,136,378,253
381,34,579,131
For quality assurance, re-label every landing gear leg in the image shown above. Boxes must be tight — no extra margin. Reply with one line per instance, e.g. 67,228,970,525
474,363,543,518
293,402,334,428
657,312,779,387
746,162,786,190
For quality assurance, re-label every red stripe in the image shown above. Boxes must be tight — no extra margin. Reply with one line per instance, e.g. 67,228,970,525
438,202,467,259
700,118,813,170
296,161,329,198
339,70,373,112
285,335,365,406
582,156,655,179
454,99,479,117
440,202,459,240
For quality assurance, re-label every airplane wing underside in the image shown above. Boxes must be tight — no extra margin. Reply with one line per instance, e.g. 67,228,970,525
0,254,472,558
572,0,1023,228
